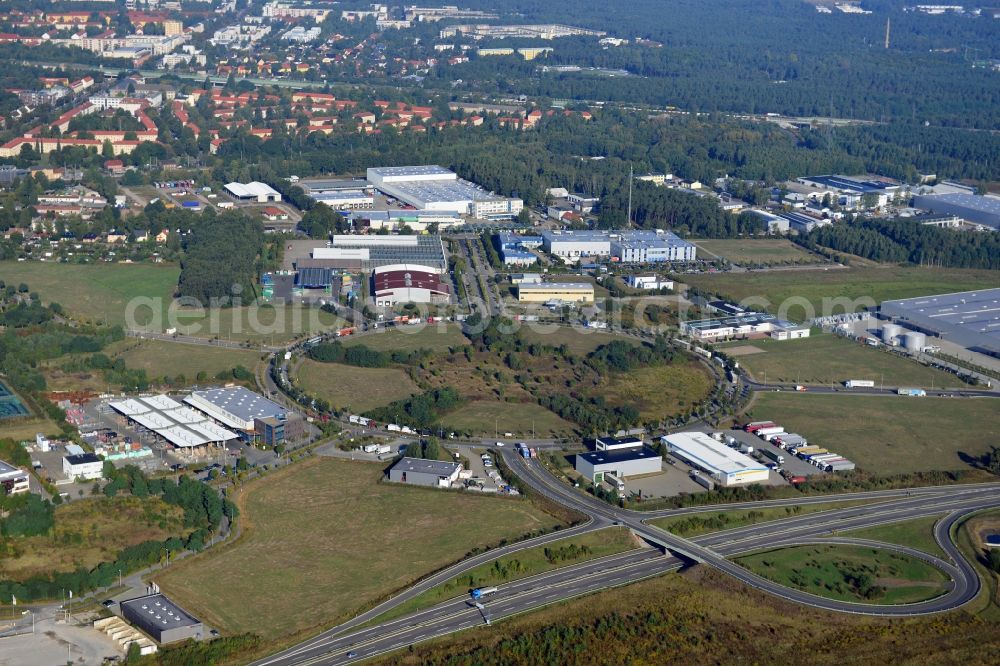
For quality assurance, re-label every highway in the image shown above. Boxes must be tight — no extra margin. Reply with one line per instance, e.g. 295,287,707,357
251,451,1000,666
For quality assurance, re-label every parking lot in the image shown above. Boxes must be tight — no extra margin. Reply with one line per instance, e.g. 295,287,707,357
724,430,820,478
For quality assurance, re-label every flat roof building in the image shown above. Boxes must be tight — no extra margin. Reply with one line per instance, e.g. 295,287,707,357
0,460,29,495
307,234,447,270
109,395,239,453
388,457,462,488
184,387,288,432
63,452,104,480
880,288,1000,357
120,594,203,644
541,230,695,263
517,282,595,303
366,166,523,219
575,446,662,483
680,312,810,342
660,432,769,487
595,436,643,451
911,193,1000,231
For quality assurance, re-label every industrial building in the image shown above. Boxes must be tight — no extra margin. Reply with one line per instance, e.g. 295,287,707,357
372,264,450,306
310,190,374,210
911,193,1000,231
680,313,811,342
348,210,464,232
540,230,696,263
626,275,673,290
575,446,662,484
305,235,447,271
120,594,203,644
63,452,104,480
184,387,303,443
223,181,282,202
388,457,463,487
109,395,239,455
494,232,542,266
880,288,1000,357
517,282,595,304
796,175,900,209
366,166,523,219
660,432,769,487
0,460,29,495
774,211,831,234
595,436,643,451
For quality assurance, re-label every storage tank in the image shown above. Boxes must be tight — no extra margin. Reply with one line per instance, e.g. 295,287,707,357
881,323,902,345
903,331,927,353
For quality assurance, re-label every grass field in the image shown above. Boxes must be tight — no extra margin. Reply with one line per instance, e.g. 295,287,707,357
650,499,882,537
694,239,818,264
0,261,179,326
110,339,263,380
295,358,419,412
718,333,961,387
750,393,1000,474
736,543,949,604
342,325,469,353
368,528,639,625
440,400,577,438
0,416,62,440
596,362,713,420
517,326,627,357
684,265,1000,322
0,261,340,342
835,515,948,560
155,458,562,641
0,496,184,579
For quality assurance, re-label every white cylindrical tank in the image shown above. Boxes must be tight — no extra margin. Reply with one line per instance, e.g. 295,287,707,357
903,331,927,352
881,323,902,344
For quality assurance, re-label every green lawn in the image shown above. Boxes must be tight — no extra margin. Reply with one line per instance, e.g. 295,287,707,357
718,333,962,388
684,266,1000,322
155,458,562,641
0,261,178,326
107,339,264,381
750,393,1000,474
367,527,638,625
343,324,469,353
518,326,627,357
735,543,949,605
835,515,948,560
694,239,818,264
440,400,577,438
295,358,419,412
650,499,883,537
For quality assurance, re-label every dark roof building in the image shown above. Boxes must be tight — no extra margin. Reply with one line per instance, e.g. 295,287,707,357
388,457,462,488
373,263,450,306
120,594,203,644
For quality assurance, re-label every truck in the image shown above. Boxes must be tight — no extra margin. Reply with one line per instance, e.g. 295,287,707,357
335,327,356,337
743,421,775,433
755,426,785,438
898,388,927,397
739,443,754,455
471,586,498,600
520,446,531,459
844,379,875,388
604,473,625,492
386,423,402,432
362,444,379,454
774,434,806,450
794,385,807,392
827,460,856,472
529,448,537,458
283,351,292,361
375,444,392,455
793,446,824,457
761,449,785,465
690,471,715,491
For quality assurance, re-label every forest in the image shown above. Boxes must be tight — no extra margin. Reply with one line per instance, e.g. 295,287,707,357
802,218,1000,269
177,211,265,304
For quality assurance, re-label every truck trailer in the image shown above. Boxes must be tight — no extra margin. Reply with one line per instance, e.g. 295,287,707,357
844,380,875,388
898,388,927,397
755,426,785,438
761,449,785,465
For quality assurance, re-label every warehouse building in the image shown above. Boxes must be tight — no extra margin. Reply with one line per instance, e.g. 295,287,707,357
109,395,239,455
660,432,769,487
388,457,463,488
517,282,595,303
184,387,303,443
911,193,1000,231
223,181,282,202
796,175,900,209
680,312,810,342
575,446,662,484
366,166,523,219
541,230,696,263
63,452,104,480
307,234,447,271
310,190,374,210
880,288,1000,357
626,275,673,290
372,263,450,306
595,436,643,451
120,594,203,644
494,232,541,266
0,460,30,495
349,210,464,232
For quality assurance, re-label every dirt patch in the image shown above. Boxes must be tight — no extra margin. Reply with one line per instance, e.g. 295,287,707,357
724,345,765,357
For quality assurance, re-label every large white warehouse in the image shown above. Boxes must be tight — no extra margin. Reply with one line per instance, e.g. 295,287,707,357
660,431,769,487
366,165,523,219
